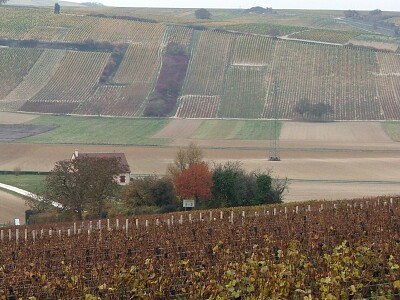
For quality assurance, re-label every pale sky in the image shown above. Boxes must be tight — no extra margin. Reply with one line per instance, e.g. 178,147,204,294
69,0,400,12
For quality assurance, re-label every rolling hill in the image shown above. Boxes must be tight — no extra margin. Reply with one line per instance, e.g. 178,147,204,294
1,5,400,120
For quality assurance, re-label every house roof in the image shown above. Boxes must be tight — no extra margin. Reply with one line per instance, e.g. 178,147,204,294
74,152,131,173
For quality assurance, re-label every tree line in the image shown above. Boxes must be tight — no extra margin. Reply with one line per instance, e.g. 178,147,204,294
26,143,287,223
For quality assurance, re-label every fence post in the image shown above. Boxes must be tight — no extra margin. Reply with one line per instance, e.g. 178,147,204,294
73,222,76,235
230,211,234,224
8,229,11,241
24,229,27,241
16,229,19,243
136,219,139,228
107,219,110,231
116,219,119,229
32,230,36,242
1,230,3,242
125,219,129,234
220,211,223,219
171,215,174,225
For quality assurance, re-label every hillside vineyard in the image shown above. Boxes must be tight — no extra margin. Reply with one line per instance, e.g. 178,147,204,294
0,197,399,298
1,7,400,120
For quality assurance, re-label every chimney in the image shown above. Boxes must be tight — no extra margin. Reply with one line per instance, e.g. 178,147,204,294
74,149,79,158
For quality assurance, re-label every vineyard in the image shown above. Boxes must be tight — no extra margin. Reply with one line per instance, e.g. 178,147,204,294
287,29,360,44
0,48,42,100
183,31,235,95
2,6,400,120
0,197,399,298
2,49,66,111
20,51,109,114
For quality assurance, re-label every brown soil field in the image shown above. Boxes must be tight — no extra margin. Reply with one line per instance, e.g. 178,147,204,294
0,112,39,124
0,121,400,220
0,190,26,225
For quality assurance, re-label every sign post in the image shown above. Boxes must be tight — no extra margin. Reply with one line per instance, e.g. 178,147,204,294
183,199,195,211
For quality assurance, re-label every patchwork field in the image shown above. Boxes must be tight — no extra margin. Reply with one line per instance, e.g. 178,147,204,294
1,119,399,204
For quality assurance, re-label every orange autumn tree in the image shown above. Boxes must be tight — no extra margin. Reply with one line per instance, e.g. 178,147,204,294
174,162,213,203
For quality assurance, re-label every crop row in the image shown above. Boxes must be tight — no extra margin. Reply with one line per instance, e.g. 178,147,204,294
20,51,109,113
164,25,193,51
218,66,267,118
183,31,234,95
0,6,167,43
0,197,399,298
0,48,42,102
3,49,66,111
175,95,220,118
76,83,150,117
288,29,360,44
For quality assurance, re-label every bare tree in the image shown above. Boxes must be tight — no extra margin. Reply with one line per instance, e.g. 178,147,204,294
40,157,123,220
167,142,204,176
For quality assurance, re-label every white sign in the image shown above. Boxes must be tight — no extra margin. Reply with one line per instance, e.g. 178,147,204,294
183,199,195,208
14,219,20,226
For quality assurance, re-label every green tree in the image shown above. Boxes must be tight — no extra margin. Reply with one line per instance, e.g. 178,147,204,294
54,2,61,14
124,176,176,209
310,102,333,120
195,8,211,19
211,161,248,207
41,157,123,220
294,99,312,119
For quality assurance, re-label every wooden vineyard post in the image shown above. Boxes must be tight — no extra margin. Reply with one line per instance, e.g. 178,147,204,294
8,229,11,241
136,219,139,228
73,222,76,235
125,219,129,234
116,219,119,229
220,211,223,219
107,219,110,231
16,229,19,243
0,230,3,242
24,229,27,242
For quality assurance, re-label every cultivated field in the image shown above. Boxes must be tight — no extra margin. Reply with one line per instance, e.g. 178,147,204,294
1,120,399,204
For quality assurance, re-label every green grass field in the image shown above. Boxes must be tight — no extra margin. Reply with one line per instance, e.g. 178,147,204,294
383,121,400,141
0,174,46,193
21,115,171,145
191,120,281,140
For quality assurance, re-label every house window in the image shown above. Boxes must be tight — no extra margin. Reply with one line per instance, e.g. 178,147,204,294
120,175,126,183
